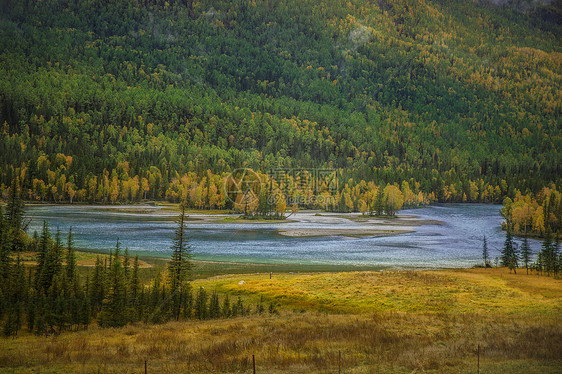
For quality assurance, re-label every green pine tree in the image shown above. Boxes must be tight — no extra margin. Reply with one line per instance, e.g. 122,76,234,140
520,237,532,274
99,239,127,327
168,205,192,320
65,227,77,294
129,255,141,321
6,176,25,252
90,256,106,311
221,294,231,318
501,229,518,273
209,291,221,319
0,207,13,294
195,287,208,320
482,235,490,267
540,233,554,276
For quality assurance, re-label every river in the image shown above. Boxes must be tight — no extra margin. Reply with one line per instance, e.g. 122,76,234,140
24,204,543,268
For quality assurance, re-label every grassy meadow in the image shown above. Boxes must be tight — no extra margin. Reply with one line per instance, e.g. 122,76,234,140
1,266,561,373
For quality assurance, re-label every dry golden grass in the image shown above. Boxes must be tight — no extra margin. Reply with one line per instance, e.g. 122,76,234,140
1,268,561,373
195,268,562,316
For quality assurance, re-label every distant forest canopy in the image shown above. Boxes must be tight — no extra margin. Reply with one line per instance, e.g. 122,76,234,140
0,0,560,210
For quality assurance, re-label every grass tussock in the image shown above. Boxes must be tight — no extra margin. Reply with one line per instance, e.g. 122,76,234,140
1,268,561,373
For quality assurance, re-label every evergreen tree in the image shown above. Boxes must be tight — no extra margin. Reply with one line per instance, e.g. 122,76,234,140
501,229,518,273
38,227,64,296
123,248,130,282
0,208,13,293
6,176,25,252
147,271,165,323
52,228,64,281
78,290,91,329
99,239,127,327
90,256,106,311
6,177,24,230
552,239,560,276
520,237,532,274
232,296,245,317
194,287,208,320
540,233,555,276
482,235,490,267
168,205,192,320
3,307,19,336
34,295,47,335
65,227,77,291
181,285,193,319
221,294,231,318
129,255,140,321
26,290,36,332
35,221,51,292
209,291,221,319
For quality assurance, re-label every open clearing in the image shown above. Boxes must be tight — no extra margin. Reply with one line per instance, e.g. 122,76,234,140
1,268,560,373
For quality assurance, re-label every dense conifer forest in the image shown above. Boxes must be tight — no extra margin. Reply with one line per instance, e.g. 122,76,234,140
0,186,261,336
0,0,560,230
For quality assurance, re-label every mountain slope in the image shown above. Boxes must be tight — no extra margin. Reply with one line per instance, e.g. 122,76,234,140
0,0,560,204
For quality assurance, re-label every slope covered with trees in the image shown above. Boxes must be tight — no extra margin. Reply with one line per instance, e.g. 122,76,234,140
0,0,560,209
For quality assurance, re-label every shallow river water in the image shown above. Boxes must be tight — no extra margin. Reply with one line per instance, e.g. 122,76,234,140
24,204,542,268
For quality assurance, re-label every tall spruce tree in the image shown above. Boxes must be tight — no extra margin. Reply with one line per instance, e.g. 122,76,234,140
554,239,562,274
520,237,532,274
540,233,554,275
99,239,127,327
90,256,106,311
6,176,25,252
221,294,231,318
129,255,140,321
0,208,13,294
482,235,490,267
65,227,77,290
195,287,208,320
209,291,221,319
168,204,192,320
147,271,164,323
501,229,518,273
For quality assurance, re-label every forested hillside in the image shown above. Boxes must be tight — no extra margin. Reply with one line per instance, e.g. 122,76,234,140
0,0,560,209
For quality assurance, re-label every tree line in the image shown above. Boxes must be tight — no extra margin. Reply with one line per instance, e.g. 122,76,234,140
500,186,562,239
0,187,273,337
483,230,561,276
0,0,560,211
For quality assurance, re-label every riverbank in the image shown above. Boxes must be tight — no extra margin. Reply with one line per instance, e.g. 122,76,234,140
17,249,392,280
1,267,560,373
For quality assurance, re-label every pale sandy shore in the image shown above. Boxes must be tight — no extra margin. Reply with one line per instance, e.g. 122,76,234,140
26,204,442,239
101,207,444,238
277,228,414,237
185,211,441,238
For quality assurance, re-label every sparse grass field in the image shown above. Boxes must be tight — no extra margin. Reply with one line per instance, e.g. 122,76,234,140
1,268,561,373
